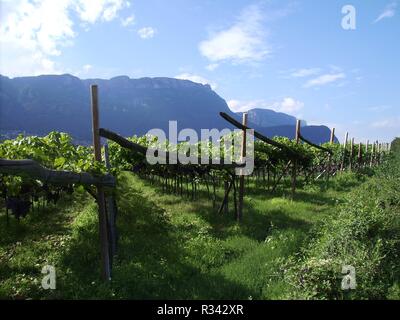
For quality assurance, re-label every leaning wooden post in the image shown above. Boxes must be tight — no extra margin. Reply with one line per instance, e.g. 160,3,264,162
238,112,248,222
341,132,348,171
90,85,111,281
291,120,300,198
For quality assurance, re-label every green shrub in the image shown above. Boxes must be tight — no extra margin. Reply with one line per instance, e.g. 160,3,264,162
284,155,400,300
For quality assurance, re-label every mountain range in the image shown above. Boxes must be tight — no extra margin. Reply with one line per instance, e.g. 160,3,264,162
0,74,336,144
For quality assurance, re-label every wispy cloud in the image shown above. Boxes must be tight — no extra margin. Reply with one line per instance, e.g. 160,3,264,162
121,14,135,27
0,0,130,76
227,100,262,113
304,73,346,88
371,117,400,128
374,2,397,23
175,73,217,90
289,68,321,78
75,0,128,24
369,105,392,112
206,63,219,71
277,97,305,113
137,26,156,39
199,4,270,65
72,63,93,77
227,97,304,115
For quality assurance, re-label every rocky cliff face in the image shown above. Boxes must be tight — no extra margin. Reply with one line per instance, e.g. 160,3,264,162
0,74,335,144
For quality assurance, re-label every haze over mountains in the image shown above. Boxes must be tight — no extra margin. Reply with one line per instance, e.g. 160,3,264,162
0,74,336,144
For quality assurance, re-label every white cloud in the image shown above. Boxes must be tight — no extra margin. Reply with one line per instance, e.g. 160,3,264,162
75,0,128,23
121,14,135,27
278,97,304,113
374,2,397,23
227,97,304,115
0,0,129,77
290,68,321,78
71,63,94,77
206,63,219,71
227,100,260,113
137,27,156,39
83,64,92,72
371,117,400,128
369,105,392,112
175,73,217,90
199,4,269,64
304,73,346,88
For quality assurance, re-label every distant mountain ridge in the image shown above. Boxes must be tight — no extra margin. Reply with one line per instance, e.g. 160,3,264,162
237,108,307,128
0,74,336,144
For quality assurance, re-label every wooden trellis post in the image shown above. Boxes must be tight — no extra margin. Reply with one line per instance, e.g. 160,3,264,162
104,143,118,260
330,128,335,144
90,85,111,281
327,127,335,181
341,132,348,171
238,112,248,222
377,142,381,164
370,142,375,167
291,120,300,198
223,180,229,215
349,138,354,171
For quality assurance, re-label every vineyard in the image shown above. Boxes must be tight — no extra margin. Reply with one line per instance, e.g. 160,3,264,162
0,86,397,300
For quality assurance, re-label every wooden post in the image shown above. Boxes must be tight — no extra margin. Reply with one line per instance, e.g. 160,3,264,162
91,85,111,281
291,120,300,198
370,142,375,167
219,179,233,215
104,143,118,260
349,138,354,170
328,128,334,144
224,180,229,215
238,113,248,222
341,132,348,171
377,142,381,164
327,127,335,181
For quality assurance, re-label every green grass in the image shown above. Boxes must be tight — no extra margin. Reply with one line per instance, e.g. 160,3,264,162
0,169,380,299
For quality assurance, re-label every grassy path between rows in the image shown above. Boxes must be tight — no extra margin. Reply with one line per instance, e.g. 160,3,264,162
0,171,366,299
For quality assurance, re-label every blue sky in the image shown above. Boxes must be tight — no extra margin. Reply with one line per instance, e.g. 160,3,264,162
0,0,399,142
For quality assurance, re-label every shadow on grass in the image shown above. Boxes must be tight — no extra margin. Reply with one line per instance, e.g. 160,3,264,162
134,174,335,243
2,169,368,299
55,174,256,299
0,196,78,247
